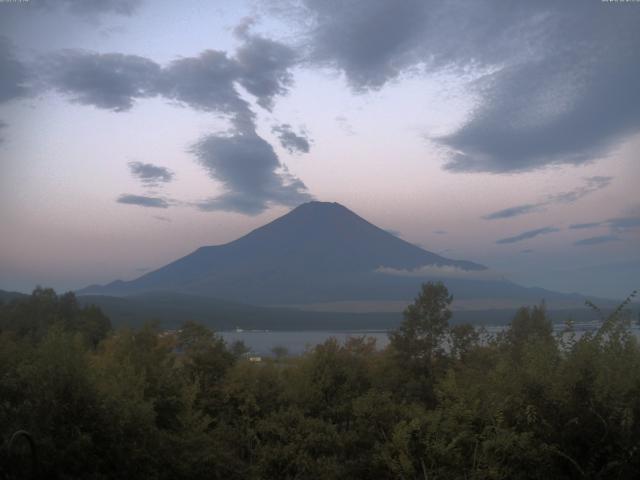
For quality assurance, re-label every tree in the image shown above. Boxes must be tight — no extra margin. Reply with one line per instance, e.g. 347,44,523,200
177,321,235,413
388,282,453,401
504,303,553,356
0,287,111,347
389,282,452,367
449,323,479,361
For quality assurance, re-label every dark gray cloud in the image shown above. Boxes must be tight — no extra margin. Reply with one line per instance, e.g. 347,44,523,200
292,0,431,90
192,131,311,215
0,120,6,144
568,216,640,233
284,1,549,88
570,222,603,230
547,176,612,204
168,29,309,214
128,161,174,186
235,26,297,110
272,124,311,154
520,249,534,254
483,203,544,220
608,216,640,232
117,194,170,209
0,36,29,104
46,51,161,111
574,235,620,247
436,5,640,173
158,24,296,125
44,25,295,122
159,49,247,120
432,230,447,235
282,1,640,173
43,24,307,214
484,176,612,220
496,227,560,245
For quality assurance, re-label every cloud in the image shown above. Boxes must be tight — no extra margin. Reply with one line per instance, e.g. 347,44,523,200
272,124,311,154
159,25,296,120
280,1,640,173
608,216,640,232
43,29,294,122
128,161,174,186
191,131,312,215
160,28,308,214
547,176,612,204
291,0,432,90
335,115,356,135
520,249,534,254
432,230,447,235
153,215,171,222
159,49,247,118
484,176,612,220
568,216,640,233
496,227,560,245
46,51,161,111
284,1,556,89
437,5,640,173
574,235,621,246
0,120,6,144
570,222,603,230
36,0,143,17
117,194,170,209
376,264,504,281
0,36,30,104
234,26,297,110
483,203,544,220
43,23,308,215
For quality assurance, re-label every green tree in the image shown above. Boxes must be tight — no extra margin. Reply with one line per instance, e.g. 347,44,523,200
388,282,452,401
390,282,453,362
505,303,553,349
0,287,111,347
449,323,479,361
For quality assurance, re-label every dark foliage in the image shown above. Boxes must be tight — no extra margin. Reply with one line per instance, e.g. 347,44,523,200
1,285,639,479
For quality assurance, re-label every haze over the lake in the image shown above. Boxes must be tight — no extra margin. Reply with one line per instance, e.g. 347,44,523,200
1,0,639,299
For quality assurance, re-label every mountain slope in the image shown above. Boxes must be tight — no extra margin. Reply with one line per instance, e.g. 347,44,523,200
78,292,621,330
78,201,600,308
0,289,29,303
79,202,486,303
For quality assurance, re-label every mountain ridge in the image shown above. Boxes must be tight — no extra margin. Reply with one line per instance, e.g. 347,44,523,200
77,201,603,308
79,201,487,302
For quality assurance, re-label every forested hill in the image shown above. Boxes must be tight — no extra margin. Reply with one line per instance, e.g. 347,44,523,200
1,285,639,479
0,288,628,330
0,289,27,304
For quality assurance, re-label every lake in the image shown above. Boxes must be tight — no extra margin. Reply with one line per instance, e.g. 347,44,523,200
220,323,640,356
220,330,391,356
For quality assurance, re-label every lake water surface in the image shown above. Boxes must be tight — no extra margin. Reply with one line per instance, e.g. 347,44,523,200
220,330,390,356
220,324,640,356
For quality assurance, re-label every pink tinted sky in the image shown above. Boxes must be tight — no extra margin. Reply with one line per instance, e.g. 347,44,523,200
1,0,638,298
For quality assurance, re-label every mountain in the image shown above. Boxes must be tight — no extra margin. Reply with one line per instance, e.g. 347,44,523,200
78,201,600,308
78,292,616,331
0,289,28,304
77,291,399,330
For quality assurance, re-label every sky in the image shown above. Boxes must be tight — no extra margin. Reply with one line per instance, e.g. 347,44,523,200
0,0,639,299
